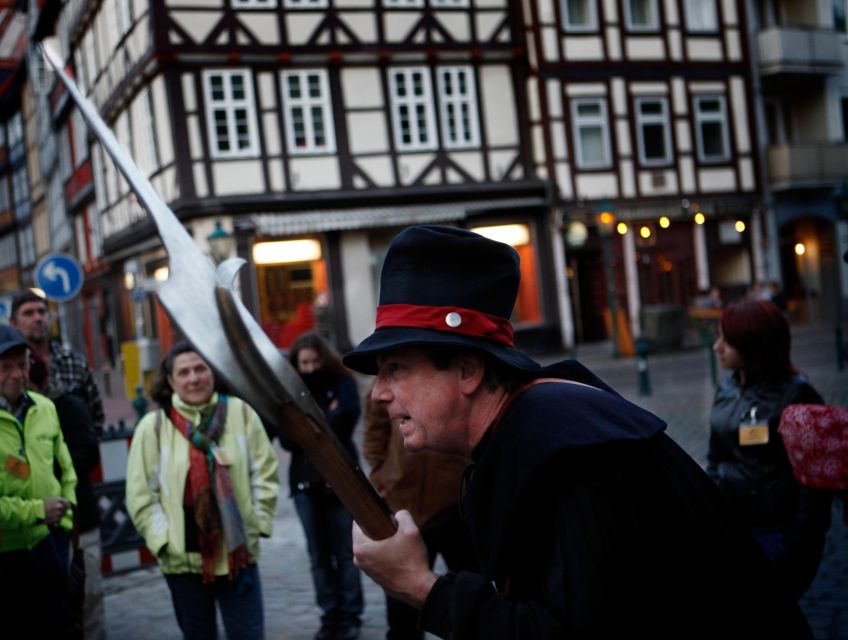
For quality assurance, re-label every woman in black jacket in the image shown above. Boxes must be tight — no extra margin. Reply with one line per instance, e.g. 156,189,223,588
287,333,364,640
708,299,833,600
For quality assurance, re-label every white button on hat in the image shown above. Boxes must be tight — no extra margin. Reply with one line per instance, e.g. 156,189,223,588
445,312,462,328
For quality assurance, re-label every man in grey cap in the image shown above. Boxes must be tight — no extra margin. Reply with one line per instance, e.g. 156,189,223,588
0,324,77,637
348,225,813,638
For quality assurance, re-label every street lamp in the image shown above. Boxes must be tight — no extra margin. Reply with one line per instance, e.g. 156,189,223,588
597,204,620,358
207,220,234,265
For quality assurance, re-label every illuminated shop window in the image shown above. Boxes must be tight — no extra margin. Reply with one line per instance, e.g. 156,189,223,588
253,238,328,348
470,223,542,325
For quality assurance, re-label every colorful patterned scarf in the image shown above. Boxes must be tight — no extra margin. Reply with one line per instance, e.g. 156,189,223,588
170,395,251,582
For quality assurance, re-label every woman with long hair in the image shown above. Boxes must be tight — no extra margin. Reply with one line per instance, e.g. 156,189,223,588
127,341,279,639
286,332,363,640
708,299,833,600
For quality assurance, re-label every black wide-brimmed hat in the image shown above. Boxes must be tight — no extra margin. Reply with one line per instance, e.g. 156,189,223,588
343,225,540,375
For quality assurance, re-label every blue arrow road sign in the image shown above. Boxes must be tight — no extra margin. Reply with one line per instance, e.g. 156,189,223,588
34,253,84,302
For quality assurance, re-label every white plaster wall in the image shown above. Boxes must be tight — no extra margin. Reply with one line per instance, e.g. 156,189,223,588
698,167,736,192
564,37,604,60
339,13,377,42
342,68,384,109
212,160,264,195
348,113,389,154
238,13,280,44
289,157,342,190
575,173,618,199
624,38,665,60
354,156,394,187
481,66,519,146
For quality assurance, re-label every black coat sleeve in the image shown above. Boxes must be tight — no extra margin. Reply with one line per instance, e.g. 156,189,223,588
55,393,100,477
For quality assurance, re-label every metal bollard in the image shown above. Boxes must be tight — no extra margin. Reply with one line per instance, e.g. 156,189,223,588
635,337,652,396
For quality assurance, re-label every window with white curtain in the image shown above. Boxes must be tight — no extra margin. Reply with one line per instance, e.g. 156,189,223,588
694,95,730,163
635,97,672,166
281,70,336,154
684,0,719,31
571,98,611,169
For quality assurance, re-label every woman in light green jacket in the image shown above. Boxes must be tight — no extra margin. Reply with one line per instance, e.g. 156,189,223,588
126,341,279,640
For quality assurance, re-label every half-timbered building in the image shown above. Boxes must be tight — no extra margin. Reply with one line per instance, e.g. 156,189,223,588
31,0,567,365
525,0,765,346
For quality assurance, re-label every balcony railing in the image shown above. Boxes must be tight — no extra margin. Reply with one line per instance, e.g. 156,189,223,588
766,142,848,190
758,27,845,75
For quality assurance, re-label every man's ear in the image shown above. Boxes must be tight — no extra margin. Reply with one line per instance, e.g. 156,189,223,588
457,352,486,396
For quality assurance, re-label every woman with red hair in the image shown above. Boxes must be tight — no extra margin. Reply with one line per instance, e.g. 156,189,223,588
708,299,833,601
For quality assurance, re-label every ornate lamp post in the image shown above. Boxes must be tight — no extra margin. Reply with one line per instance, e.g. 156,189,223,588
597,203,619,358
207,220,235,265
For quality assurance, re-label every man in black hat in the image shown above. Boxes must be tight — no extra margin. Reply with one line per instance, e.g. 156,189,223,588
348,225,813,638
0,324,77,637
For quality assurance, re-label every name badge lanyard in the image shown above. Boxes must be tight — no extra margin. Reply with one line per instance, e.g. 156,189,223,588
739,406,769,446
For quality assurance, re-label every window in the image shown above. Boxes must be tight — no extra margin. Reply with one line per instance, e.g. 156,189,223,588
281,70,336,155
133,89,159,174
72,108,89,168
437,66,480,149
203,70,259,158
384,0,424,6
571,98,611,169
841,97,848,141
432,0,469,6
625,0,659,31
12,166,30,220
834,0,847,32
635,97,672,166
0,176,9,212
8,113,24,162
283,0,327,7
694,95,730,163
18,226,35,267
235,0,279,7
684,0,718,32
562,0,598,31
389,68,438,151
59,123,73,182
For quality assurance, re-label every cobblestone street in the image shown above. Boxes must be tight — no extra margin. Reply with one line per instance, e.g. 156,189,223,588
102,324,848,639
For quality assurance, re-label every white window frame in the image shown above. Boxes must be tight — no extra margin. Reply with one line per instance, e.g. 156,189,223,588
635,97,672,167
280,70,337,155
389,67,438,152
235,0,279,8
432,0,469,6
384,0,424,7
283,0,327,8
203,69,260,159
694,95,731,164
571,98,612,170
624,0,660,32
562,0,598,32
684,0,719,32
437,66,480,149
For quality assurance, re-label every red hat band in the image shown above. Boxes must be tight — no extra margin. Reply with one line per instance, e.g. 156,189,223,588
375,303,515,347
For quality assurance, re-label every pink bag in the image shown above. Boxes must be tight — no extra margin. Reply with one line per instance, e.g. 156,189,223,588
778,404,848,490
